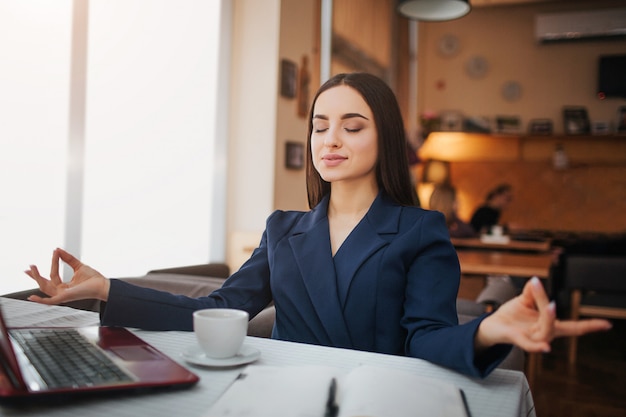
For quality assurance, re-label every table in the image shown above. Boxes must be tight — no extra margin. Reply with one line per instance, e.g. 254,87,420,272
456,250,554,279
451,237,552,253
0,297,536,417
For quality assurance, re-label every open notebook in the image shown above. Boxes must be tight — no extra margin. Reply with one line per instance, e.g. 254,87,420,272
207,365,470,417
0,303,199,403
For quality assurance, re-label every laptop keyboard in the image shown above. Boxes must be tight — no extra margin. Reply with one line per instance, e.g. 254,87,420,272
10,328,133,389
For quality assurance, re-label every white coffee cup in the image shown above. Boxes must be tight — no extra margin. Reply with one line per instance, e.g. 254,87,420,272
491,225,504,236
193,308,249,359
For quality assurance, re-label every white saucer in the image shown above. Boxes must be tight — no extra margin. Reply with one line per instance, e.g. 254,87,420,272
181,344,261,367
479,234,511,245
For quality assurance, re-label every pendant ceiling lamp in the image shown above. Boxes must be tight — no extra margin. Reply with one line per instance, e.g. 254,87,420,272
397,0,471,21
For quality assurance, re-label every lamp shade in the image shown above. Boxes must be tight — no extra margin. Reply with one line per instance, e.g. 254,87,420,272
397,0,471,21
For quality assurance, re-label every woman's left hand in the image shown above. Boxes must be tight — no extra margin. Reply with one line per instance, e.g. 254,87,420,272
475,277,612,353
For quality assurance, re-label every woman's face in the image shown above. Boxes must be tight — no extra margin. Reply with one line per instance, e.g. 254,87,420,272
493,190,513,209
310,85,378,186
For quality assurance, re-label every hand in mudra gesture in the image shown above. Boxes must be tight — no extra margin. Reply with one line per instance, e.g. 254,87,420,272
476,277,612,352
24,248,111,305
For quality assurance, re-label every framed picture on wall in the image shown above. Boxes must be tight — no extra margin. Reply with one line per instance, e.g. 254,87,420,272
495,115,521,134
563,106,590,135
439,111,463,131
528,119,553,135
280,59,297,99
285,141,304,170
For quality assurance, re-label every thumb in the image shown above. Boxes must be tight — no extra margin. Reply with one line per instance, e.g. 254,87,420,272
28,294,64,305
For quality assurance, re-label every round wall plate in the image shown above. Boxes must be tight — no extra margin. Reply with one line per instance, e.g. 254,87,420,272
465,55,489,79
437,34,460,58
502,81,522,101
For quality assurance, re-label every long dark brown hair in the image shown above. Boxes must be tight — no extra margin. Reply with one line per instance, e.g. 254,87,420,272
305,72,418,209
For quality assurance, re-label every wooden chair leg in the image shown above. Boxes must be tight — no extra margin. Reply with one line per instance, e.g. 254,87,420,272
568,289,582,366
568,336,578,367
526,352,538,389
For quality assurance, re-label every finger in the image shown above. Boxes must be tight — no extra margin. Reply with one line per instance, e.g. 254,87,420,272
27,294,65,306
518,340,551,353
529,276,550,310
533,300,557,342
24,269,41,288
28,282,82,305
26,265,47,287
49,249,62,285
516,278,536,308
56,247,83,271
555,319,612,338
508,330,551,353
26,265,59,296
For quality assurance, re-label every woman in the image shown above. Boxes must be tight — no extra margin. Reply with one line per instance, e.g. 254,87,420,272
470,183,513,234
25,73,610,378
428,183,475,238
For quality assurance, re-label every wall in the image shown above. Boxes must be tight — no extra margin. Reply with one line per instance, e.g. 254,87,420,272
227,0,318,271
227,0,280,269
273,0,318,212
419,133,626,233
449,159,626,234
226,0,626,273
416,0,626,234
417,0,626,132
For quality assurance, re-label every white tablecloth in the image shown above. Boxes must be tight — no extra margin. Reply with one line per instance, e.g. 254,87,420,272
0,297,535,417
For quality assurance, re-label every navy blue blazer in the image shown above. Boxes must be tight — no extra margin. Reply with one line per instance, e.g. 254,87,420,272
102,193,510,377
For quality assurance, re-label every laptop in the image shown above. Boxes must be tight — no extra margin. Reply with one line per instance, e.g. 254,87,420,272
0,303,199,403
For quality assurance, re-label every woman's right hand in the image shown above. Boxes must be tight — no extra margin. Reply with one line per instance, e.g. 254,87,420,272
24,248,111,305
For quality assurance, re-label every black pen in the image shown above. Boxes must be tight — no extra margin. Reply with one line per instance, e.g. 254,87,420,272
325,377,339,417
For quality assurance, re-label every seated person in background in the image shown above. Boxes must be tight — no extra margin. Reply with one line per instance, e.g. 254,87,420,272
428,184,475,238
430,184,518,309
24,73,610,380
470,183,513,234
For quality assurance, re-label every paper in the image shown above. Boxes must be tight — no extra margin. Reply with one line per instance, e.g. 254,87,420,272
0,297,100,328
339,366,468,417
205,364,469,417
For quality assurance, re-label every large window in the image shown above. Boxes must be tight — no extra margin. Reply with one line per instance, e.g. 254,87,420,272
0,0,227,295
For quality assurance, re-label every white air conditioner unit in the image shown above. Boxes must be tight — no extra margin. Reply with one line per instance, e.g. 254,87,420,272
535,8,626,43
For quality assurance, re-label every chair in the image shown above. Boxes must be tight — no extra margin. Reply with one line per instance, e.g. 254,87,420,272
2,263,277,338
475,275,519,312
2,263,232,313
456,298,525,372
565,255,626,365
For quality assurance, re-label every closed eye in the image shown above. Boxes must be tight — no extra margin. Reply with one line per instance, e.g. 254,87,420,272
345,128,361,133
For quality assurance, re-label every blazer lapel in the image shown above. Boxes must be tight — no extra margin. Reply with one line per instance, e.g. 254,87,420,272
334,193,401,303
287,194,402,347
288,196,352,347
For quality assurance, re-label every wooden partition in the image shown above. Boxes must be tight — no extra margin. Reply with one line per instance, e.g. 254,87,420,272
419,133,626,233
